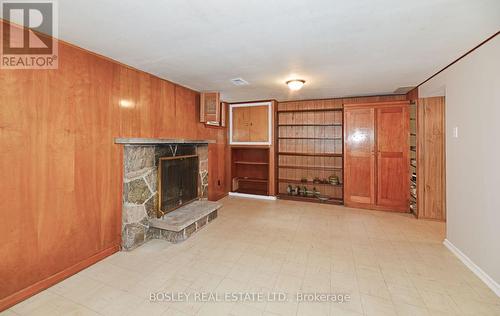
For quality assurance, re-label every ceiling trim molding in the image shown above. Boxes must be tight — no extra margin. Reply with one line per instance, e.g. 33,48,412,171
417,31,500,88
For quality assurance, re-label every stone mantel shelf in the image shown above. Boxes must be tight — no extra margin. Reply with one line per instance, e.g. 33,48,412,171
115,138,216,145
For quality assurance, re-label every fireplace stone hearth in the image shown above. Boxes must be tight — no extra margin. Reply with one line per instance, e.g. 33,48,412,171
116,138,217,250
149,200,220,243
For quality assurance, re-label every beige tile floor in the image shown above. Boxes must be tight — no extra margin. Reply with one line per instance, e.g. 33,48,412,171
3,197,500,316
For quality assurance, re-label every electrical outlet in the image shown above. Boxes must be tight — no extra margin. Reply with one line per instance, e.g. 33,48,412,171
453,126,459,138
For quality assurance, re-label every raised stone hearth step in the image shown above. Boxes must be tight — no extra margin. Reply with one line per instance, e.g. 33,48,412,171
148,201,221,243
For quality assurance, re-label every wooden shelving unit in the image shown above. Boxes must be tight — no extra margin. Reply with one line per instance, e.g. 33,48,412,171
409,102,417,214
276,102,344,204
278,123,342,127
234,161,269,165
278,152,342,157
231,147,270,195
278,194,343,205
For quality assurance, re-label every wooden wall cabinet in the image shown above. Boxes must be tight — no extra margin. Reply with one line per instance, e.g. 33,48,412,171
230,102,272,145
344,101,409,211
228,101,276,196
200,92,220,125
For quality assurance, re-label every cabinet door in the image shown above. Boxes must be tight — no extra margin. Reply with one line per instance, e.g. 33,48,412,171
249,105,269,142
232,107,250,142
344,107,376,206
200,92,220,124
376,106,409,210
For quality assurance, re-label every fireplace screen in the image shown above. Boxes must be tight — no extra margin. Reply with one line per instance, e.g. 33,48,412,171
158,155,199,217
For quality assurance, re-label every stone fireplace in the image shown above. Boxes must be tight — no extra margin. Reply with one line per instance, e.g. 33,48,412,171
115,138,221,250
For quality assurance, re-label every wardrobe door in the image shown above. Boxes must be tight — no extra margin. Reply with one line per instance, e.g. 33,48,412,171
344,107,376,207
376,105,409,210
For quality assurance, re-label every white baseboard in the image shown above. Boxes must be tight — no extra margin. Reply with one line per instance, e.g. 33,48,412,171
228,192,277,201
443,239,500,297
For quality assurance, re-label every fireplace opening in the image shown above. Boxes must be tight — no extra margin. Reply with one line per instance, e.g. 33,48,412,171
158,155,199,217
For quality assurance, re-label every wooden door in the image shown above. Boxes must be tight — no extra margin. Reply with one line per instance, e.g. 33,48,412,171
249,105,269,142
344,107,376,207
232,107,250,142
376,105,409,210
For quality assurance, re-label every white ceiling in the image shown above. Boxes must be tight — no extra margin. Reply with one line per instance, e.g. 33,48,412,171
55,0,500,102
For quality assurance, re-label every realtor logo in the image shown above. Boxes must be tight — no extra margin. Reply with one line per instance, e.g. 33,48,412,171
1,0,58,69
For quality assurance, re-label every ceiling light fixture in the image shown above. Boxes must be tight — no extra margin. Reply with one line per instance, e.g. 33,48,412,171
286,79,305,91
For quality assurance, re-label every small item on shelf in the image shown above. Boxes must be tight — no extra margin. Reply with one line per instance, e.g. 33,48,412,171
297,186,303,196
410,202,416,213
312,187,320,196
313,177,321,184
300,186,308,196
306,189,314,197
411,173,417,182
300,177,308,183
293,186,300,196
317,195,330,202
287,185,293,195
329,175,339,185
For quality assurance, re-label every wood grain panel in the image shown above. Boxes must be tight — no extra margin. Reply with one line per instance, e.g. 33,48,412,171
0,19,227,311
417,97,446,220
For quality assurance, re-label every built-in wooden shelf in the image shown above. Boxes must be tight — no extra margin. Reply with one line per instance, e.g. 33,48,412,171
276,101,344,205
278,194,343,205
278,123,342,127
231,147,270,196
279,179,343,187
235,188,268,195
278,137,342,140
277,108,343,113
278,152,342,157
234,161,269,165
278,165,343,171
235,177,268,183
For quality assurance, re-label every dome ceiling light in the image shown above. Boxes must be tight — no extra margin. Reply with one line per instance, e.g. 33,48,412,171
286,79,305,91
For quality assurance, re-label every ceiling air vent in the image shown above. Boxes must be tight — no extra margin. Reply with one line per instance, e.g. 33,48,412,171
231,78,249,86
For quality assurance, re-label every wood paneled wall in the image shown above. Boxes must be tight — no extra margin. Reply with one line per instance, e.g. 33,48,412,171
0,20,226,309
417,97,446,221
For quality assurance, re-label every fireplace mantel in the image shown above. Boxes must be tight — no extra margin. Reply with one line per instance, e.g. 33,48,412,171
115,138,216,145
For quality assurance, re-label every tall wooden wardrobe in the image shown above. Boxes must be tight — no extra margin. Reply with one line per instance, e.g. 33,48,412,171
344,101,410,211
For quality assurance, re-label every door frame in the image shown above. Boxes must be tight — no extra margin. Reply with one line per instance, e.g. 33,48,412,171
229,101,273,145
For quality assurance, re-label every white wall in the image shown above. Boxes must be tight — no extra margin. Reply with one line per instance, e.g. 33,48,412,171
420,35,500,291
